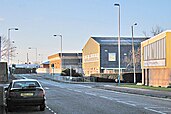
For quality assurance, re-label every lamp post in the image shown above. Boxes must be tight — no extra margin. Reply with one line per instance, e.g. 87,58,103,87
8,28,18,66
38,54,44,64
53,34,63,74
131,23,137,83
27,53,29,64
114,3,121,85
28,47,37,64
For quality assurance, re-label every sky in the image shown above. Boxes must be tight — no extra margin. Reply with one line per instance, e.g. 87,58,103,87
0,0,171,64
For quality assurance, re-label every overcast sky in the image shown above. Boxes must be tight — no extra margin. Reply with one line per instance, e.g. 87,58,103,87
0,0,171,64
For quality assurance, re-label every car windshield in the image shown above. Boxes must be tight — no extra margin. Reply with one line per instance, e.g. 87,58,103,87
13,81,40,88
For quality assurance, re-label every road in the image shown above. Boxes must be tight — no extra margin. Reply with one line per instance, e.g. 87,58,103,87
5,74,171,114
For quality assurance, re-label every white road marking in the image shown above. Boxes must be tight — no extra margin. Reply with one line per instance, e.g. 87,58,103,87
146,107,171,113
78,85,92,88
46,105,58,114
85,92,97,96
39,81,61,87
104,85,115,87
102,89,122,94
112,98,119,101
127,101,137,104
116,101,136,107
144,107,167,114
74,90,82,93
67,88,73,91
99,96,113,100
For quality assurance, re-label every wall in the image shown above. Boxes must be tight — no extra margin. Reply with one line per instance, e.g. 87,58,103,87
82,38,100,76
36,68,50,73
48,54,61,73
100,44,133,69
149,68,171,87
166,32,171,68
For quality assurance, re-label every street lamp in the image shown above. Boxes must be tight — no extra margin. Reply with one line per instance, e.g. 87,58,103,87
114,3,121,85
131,23,137,83
53,34,63,73
8,28,18,66
28,47,38,64
38,54,44,64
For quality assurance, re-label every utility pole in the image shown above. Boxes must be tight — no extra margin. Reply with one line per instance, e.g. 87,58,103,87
27,53,29,64
53,34,63,74
131,23,137,83
114,3,121,85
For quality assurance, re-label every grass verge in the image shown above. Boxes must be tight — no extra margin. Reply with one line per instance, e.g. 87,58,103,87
120,84,171,92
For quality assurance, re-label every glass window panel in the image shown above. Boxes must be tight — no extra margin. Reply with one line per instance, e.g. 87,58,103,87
164,38,166,58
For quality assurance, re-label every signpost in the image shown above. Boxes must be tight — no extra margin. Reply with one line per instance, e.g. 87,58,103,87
51,64,54,76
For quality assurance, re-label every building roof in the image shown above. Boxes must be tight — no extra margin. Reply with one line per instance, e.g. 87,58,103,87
48,53,82,58
91,37,148,45
14,64,40,68
42,61,49,65
141,30,171,44
62,53,82,56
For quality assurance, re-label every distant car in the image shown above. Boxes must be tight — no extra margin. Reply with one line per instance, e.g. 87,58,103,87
5,79,46,112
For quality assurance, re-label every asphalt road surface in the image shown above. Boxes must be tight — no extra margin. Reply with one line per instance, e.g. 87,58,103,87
6,74,171,114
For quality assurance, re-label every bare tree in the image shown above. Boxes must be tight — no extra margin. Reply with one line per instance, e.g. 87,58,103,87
123,46,141,72
151,26,164,36
142,31,149,38
0,36,16,61
143,26,164,38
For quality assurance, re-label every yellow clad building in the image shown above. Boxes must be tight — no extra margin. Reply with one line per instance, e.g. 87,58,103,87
48,53,82,74
141,30,171,87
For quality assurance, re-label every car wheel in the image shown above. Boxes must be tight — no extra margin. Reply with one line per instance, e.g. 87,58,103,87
40,103,45,111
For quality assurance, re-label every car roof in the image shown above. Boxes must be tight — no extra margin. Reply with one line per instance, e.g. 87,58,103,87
12,79,39,83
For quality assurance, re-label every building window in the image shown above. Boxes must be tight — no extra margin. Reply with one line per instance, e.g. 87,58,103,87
108,53,116,61
143,37,166,61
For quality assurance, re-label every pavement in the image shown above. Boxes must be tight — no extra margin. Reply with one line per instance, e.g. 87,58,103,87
95,85,171,99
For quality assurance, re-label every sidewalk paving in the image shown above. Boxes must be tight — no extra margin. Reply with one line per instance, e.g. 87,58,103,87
95,85,171,99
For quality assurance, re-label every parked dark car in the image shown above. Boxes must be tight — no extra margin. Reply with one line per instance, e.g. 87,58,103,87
5,79,46,112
